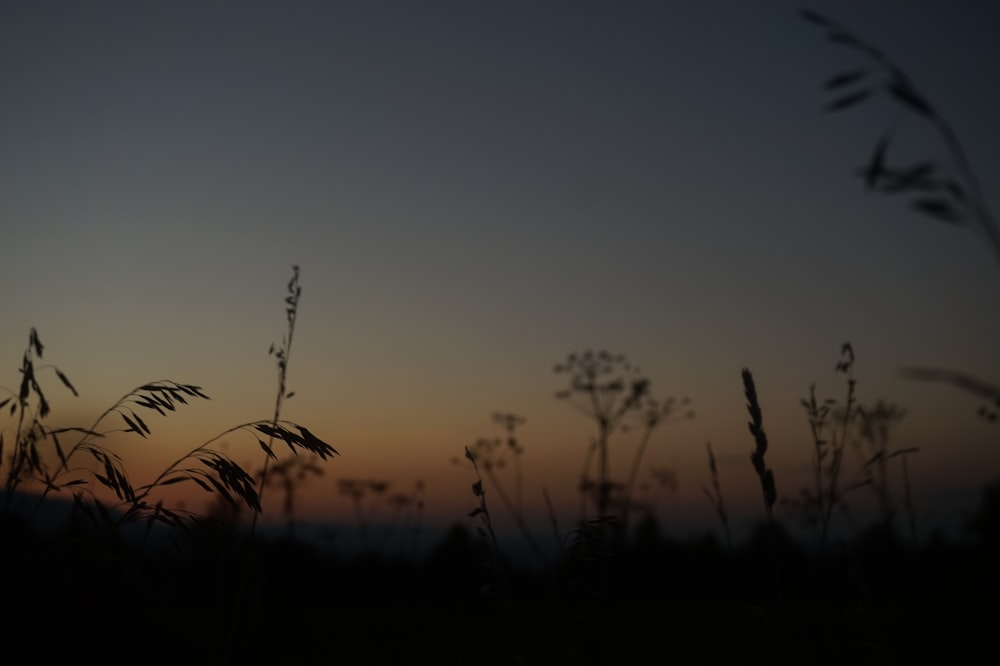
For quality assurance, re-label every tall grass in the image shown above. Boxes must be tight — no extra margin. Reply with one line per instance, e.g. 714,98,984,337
0,329,335,544
702,440,732,549
742,367,782,602
801,5,998,536
801,8,1000,266
3,8,997,664
1,267,338,664
802,7,1000,414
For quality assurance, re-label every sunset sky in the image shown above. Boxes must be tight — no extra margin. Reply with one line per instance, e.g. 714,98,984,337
2,0,999,548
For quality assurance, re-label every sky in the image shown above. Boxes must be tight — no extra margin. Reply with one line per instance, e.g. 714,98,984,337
2,0,1000,549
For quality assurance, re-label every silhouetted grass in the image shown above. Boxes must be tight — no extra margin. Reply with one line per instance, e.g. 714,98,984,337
803,5,1000,422
1,266,338,664
7,318,996,664
4,9,1000,664
703,440,732,549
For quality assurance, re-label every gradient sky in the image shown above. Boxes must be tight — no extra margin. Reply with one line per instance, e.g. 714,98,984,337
2,1,999,546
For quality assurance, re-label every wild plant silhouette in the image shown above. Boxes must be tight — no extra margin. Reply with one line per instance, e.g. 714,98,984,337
1,325,334,541
801,8,999,263
1,267,337,663
802,7,1000,423
3,8,1000,665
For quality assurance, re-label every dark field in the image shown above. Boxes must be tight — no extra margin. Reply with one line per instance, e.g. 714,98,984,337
3,502,998,665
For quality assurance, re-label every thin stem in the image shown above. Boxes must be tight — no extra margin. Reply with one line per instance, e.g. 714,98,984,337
483,465,548,568
254,265,300,527
821,369,855,550
933,116,1000,267
621,421,656,536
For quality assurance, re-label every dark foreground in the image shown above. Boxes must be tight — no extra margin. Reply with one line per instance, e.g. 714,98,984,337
3,510,998,666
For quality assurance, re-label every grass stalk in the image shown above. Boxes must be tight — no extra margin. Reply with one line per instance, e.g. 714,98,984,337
252,264,301,535
702,440,732,550
621,395,693,538
743,367,782,599
464,445,509,596
820,344,857,549
801,7,1000,268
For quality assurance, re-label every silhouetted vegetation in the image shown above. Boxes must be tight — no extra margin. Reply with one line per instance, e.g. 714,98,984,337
3,8,998,666
4,316,997,664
